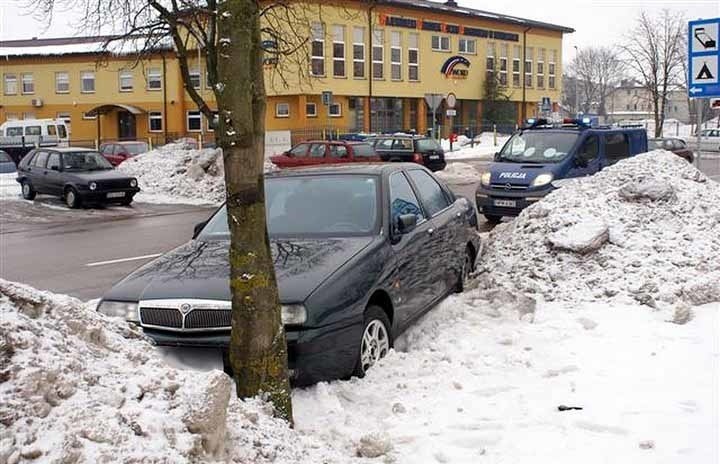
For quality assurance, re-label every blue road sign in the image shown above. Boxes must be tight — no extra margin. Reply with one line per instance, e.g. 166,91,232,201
688,18,720,98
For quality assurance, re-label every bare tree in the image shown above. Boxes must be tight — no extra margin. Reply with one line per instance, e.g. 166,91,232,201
27,0,327,422
622,10,685,137
567,46,624,116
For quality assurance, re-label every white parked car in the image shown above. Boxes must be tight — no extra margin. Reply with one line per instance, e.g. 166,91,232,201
688,128,720,152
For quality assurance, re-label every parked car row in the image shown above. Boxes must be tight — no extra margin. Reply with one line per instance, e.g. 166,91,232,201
271,135,447,172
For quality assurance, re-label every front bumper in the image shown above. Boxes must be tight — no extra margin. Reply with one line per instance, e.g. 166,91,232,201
78,187,140,203
143,318,363,386
475,185,550,217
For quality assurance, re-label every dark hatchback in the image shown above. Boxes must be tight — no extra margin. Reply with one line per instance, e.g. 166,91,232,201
16,148,140,208
371,135,446,172
98,164,479,385
649,137,694,163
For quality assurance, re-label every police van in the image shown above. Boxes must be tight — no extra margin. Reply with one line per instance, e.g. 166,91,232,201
476,118,648,222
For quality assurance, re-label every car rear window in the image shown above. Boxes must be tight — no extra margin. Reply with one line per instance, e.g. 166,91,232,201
416,139,441,152
353,144,376,157
124,143,148,155
0,152,11,162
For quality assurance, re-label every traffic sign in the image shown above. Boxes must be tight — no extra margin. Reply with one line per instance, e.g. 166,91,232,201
424,94,444,111
446,92,457,108
541,97,552,112
446,109,457,117
688,18,720,98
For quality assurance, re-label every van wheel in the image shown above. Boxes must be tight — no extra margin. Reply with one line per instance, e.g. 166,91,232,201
484,214,502,224
64,187,81,209
353,306,392,378
21,180,36,200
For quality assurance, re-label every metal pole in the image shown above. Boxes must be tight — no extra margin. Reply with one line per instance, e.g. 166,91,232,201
432,107,437,140
696,102,702,168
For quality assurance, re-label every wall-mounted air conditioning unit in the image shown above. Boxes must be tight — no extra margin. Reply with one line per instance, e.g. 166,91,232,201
31,98,43,107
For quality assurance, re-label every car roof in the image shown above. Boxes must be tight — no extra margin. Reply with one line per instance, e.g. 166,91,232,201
44,147,98,153
266,162,419,178
297,140,369,145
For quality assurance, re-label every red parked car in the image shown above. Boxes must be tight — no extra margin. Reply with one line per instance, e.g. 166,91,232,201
270,141,379,168
99,141,149,166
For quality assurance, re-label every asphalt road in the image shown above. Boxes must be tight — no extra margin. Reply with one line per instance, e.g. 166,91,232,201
1,153,718,300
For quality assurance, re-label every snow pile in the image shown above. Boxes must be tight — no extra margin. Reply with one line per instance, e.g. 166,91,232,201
441,132,510,161
0,280,341,464
118,143,278,205
435,162,481,184
0,173,20,200
478,150,720,306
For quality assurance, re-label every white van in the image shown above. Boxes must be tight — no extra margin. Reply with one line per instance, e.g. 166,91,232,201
0,119,70,148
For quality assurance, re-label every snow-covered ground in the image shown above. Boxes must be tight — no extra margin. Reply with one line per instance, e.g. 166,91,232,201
435,162,481,184
2,149,719,463
0,172,20,200
441,132,511,161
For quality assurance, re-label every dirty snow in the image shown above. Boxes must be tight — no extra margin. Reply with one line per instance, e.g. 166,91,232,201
0,173,20,200
118,143,277,205
478,150,720,306
441,132,510,161
435,162,481,185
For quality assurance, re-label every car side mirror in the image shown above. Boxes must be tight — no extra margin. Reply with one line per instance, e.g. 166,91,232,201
50,165,59,171
493,152,500,162
397,214,418,234
192,221,207,239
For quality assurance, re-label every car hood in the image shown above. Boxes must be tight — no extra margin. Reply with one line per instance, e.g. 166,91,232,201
66,170,135,181
489,162,559,186
103,236,375,303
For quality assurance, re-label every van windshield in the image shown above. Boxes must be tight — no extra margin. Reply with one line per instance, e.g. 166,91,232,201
498,131,579,164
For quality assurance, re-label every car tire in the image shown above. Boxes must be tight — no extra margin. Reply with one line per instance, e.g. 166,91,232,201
64,187,81,209
21,180,36,200
120,198,133,206
455,246,475,293
353,305,392,378
484,214,502,224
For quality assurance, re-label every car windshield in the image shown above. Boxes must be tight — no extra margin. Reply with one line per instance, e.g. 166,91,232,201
198,175,379,239
498,131,580,164
0,152,10,162
63,151,113,171
124,143,148,155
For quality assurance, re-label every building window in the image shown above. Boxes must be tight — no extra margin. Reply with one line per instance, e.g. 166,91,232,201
311,22,325,77
329,102,342,117
5,113,18,121
149,112,163,132
525,47,533,88
390,31,402,81
486,43,495,82
353,27,365,79
119,70,133,92
275,102,290,118
408,33,419,82
512,45,521,87
332,25,346,78
499,44,508,87
187,111,202,131
4,74,17,95
189,68,201,89
21,74,34,94
537,48,545,89
549,50,557,89
372,28,384,80
54,72,70,94
23,112,36,120
306,102,317,117
56,112,71,133
431,35,450,52
459,38,476,54
82,112,96,120
81,71,95,93
147,68,162,90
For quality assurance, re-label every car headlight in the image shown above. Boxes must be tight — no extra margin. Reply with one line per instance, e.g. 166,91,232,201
89,182,97,191
97,300,139,322
532,173,554,187
281,304,307,325
480,171,491,186
130,179,138,188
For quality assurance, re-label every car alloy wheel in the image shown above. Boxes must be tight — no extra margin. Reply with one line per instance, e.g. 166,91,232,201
65,188,79,208
360,319,390,373
21,181,35,200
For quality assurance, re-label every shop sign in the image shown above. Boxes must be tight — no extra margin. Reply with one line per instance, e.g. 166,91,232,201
441,56,470,79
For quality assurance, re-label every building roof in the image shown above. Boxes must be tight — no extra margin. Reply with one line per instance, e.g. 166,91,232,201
380,0,575,33
0,35,172,58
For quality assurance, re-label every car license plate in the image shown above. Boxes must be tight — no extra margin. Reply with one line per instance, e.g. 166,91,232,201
429,155,440,160
107,192,125,198
494,199,516,208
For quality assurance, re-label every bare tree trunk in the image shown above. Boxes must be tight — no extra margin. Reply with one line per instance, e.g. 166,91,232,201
217,0,292,422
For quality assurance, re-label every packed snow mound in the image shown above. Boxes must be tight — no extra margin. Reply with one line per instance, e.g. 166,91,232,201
477,150,720,306
435,162,481,184
0,280,341,464
117,143,278,204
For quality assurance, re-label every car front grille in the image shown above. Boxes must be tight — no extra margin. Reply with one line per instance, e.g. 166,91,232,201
490,183,528,190
99,179,131,190
138,299,232,332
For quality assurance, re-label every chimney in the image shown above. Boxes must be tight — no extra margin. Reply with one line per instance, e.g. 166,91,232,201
445,0,458,7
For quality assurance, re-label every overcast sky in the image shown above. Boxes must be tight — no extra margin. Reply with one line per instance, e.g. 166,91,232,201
1,0,719,62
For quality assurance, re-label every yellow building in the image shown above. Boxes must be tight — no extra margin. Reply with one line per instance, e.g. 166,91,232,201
0,0,573,144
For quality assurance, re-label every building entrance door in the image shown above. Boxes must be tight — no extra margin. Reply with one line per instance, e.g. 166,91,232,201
118,111,137,140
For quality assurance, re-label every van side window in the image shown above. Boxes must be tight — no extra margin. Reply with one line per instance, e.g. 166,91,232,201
25,126,42,136
57,125,67,139
6,127,23,136
47,125,57,136
605,133,630,165
577,136,599,163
